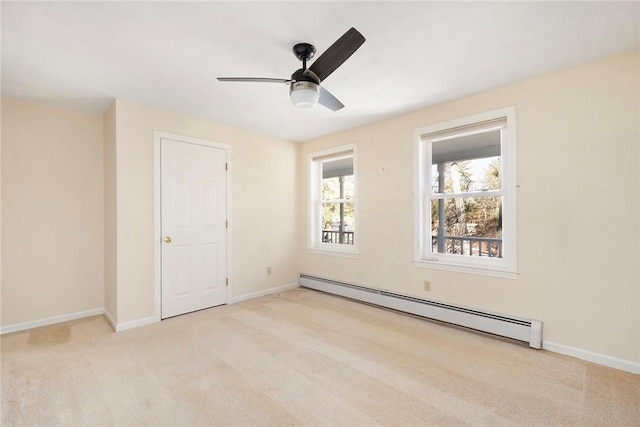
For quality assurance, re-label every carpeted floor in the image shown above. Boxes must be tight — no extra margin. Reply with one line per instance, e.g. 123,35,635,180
2,288,639,426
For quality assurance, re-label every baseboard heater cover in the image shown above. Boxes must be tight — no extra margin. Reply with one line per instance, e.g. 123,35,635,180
299,274,542,349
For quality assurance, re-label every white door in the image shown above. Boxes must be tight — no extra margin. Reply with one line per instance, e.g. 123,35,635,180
161,138,227,319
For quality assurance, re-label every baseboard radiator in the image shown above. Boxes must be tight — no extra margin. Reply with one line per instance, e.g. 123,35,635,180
299,274,542,349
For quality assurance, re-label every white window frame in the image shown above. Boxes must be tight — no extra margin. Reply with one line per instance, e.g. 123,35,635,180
413,106,517,279
308,143,359,258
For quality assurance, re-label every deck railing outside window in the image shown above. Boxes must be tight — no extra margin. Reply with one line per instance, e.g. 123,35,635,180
432,235,502,258
322,230,355,245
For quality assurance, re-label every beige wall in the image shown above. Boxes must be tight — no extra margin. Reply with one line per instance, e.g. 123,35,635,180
298,51,640,364
1,98,105,326
112,99,299,324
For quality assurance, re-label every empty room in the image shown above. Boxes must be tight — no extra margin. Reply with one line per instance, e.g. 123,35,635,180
1,1,639,425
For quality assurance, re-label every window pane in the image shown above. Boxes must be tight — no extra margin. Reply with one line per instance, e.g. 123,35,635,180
322,157,354,201
431,196,502,257
431,129,501,194
322,174,354,201
321,202,355,245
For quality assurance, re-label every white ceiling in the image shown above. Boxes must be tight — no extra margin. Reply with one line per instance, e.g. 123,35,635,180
2,1,639,142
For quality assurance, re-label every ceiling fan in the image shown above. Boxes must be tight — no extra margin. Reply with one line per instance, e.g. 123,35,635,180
217,28,365,111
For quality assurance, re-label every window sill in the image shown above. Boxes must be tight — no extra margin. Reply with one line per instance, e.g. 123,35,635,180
412,259,518,279
308,248,360,259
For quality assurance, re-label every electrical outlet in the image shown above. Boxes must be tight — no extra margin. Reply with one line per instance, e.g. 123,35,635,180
424,280,431,292
266,267,272,275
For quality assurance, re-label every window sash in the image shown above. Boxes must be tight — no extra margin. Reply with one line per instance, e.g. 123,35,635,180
425,141,504,259
321,198,352,204
308,143,358,256
414,106,516,278
429,189,502,199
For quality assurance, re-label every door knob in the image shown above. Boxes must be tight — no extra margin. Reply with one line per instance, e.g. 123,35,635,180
164,236,172,243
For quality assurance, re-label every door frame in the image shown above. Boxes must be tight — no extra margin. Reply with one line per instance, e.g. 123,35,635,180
153,131,232,323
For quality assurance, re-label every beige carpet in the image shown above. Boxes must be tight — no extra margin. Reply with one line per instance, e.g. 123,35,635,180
2,288,638,426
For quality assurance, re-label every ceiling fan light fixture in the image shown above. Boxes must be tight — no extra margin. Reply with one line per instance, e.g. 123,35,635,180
290,81,320,108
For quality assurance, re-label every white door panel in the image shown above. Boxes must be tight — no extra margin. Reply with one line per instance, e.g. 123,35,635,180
161,138,227,319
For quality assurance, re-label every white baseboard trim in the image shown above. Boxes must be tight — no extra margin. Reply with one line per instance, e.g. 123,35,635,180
114,316,157,332
103,308,117,332
230,283,300,304
543,341,640,375
0,307,104,335
97,308,156,333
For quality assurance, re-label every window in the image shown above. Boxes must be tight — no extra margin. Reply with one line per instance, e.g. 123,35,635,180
414,107,517,278
308,144,358,257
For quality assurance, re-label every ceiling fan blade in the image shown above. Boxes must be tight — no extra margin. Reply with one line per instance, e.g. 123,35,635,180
217,77,290,83
318,86,345,111
308,27,365,83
